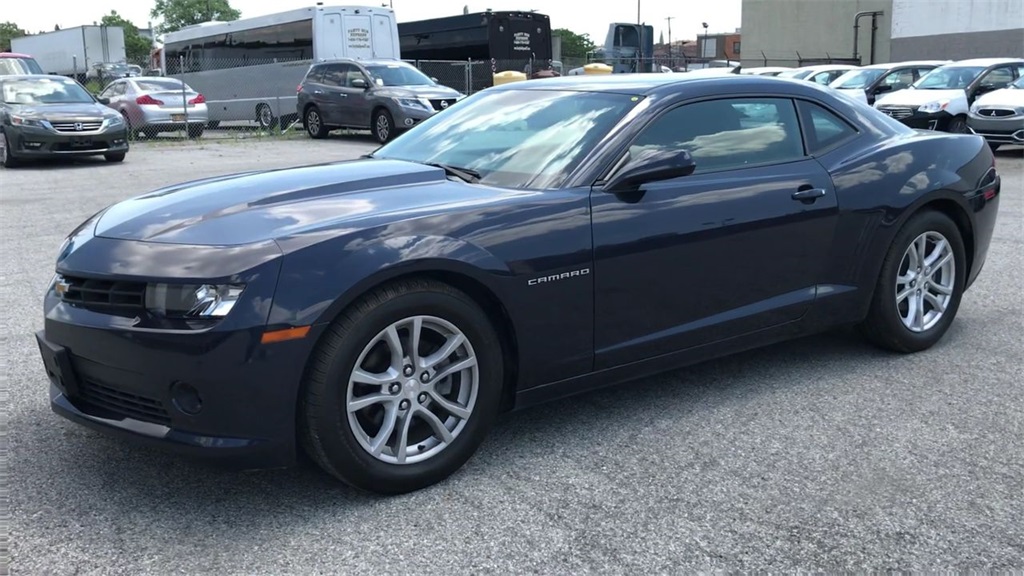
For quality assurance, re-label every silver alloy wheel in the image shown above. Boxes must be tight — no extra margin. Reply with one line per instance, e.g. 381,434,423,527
0,131,6,161
307,110,321,135
896,230,955,333
346,315,478,465
258,105,273,128
376,113,390,141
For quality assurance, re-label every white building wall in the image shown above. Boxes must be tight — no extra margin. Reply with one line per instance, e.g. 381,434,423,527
892,0,1024,37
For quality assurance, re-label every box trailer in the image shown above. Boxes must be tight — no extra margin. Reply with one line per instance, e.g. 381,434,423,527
398,10,553,91
11,26,126,79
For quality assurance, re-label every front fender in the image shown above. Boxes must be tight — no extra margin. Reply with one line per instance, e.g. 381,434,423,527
267,232,511,329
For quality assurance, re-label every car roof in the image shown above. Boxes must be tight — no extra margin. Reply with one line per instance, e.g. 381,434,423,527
313,58,411,66
861,60,949,69
946,57,1024,66
0,52,35,59
487,72,838,98
0,74,75,81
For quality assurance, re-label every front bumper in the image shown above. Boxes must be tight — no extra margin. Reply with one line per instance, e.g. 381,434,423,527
967,114,1024,145
877,107,956,131
390,105,436,129
6,123,128,158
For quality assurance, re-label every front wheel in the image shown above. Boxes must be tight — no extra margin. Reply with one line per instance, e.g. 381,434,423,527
304,106,328,139
0,130,22,168
859,210,966,352
300,279,503,494
947,116,969,133
104,152,126,163
373,108,395,143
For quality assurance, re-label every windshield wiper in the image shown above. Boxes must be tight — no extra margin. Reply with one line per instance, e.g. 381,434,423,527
423,162,481,183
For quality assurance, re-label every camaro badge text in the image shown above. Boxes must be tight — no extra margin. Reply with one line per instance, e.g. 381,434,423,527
528,268,590,286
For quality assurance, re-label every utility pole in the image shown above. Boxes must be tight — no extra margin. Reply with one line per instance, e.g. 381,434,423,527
637,0,640,24
665,16,674,68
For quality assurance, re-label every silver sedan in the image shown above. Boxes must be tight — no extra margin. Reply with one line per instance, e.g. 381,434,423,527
97,77,209,138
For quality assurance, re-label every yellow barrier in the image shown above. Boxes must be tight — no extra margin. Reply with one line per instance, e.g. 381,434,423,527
583,63,613,75
493,70,527,85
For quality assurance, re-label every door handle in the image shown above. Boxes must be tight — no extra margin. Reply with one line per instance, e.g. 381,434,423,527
792,187,826,203
313,89,324,95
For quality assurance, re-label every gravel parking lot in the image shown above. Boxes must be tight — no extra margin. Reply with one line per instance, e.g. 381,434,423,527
2,139,1022,573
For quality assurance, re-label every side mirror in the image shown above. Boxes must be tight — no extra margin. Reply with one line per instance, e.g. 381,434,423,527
351,77,368,89
431,77,439,82
97,97,110,105
605,149,696,192
874,84,893,94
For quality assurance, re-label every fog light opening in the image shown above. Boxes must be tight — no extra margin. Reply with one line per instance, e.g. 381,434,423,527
170,381,203,415
1013,130,1024,142
404,118,414,126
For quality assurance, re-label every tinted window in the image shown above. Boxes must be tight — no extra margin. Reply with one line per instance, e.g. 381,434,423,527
880,68,915,90
980,66,1014,88
626,98,805,174
319,64,347,87
798,101,857,154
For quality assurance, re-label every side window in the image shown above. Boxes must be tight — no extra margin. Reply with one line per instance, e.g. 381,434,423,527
626,97,806,174
809,71,832,85
797,100,858,154
99,82,124,99
1017,64,1024,78
980,66,1013,89
319,64,346,87
881,69,915,90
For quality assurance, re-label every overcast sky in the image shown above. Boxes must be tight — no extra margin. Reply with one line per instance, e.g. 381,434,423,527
8,0,742,44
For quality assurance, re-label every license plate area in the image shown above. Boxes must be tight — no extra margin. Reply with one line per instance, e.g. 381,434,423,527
171,114,185,121
36,332,81,397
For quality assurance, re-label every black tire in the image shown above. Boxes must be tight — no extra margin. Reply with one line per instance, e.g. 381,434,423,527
120,110,139,140
947,116,969,133
142,126,160,139
300,279,504,494
187,124,204,139
207,121,220,129
304,106,328,139
0,129,22,168
104,152,126,163
373,108,394,143
859,210,966,353
256,103,277,130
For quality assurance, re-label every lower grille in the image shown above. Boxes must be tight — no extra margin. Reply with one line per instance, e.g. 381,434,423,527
878,106,915,120
58,275,147,314
79,379,171,425
51,121,104,132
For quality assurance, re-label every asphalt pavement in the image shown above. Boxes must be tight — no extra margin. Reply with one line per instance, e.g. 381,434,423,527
2,138,1022,573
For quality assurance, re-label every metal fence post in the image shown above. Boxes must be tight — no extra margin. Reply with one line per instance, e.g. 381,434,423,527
72,55,78,82
180,55,189,138
466,58,472,94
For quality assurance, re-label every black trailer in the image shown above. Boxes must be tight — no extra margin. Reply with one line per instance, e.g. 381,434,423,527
398,11,553,92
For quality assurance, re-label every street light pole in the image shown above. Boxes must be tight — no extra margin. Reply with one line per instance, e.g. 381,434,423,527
637,0,640,24
701,22,709,59
665,16,674,68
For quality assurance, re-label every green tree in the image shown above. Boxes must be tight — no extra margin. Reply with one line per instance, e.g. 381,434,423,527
101,11,152,63
0,21,28,52
554,28,596,59
150,0,241,34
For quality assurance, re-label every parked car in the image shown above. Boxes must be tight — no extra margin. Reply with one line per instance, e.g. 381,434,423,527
97,76,208,138
968,74,1024,149
1,74,128,167
739,66,792,76
86,62,131,85
874,57,1024,132
37,74,1001,494
830,60,947,105
0,52,44,76
297,58,464,143
777,64,860,85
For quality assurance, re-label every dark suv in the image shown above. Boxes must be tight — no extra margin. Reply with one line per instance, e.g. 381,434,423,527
297,59,464,143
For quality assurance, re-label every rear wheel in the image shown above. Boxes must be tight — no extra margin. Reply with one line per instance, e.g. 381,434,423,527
256,103,277,130
187,124,204,139
859,210,966,352
300,279,503,494
304,106,328,139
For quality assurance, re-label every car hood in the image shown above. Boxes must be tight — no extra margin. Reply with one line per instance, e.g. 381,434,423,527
874,88,966,107
92,159,498,246
371,85,463,99
973,88,1024,108
836,88,869,103
8,102,115,121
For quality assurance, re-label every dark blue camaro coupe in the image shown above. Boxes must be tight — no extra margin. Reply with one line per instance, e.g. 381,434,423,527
37,74,1001,494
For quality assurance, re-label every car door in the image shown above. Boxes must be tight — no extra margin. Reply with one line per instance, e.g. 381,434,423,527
312,63,348,126
869,67,916,105
968,64,1016,104
335,63,373,128
590,96,839,369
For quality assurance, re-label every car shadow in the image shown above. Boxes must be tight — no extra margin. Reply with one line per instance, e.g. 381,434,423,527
11,320,962,524
3,156,125,170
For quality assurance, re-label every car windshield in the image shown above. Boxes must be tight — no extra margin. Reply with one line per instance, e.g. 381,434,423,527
372,89,642,190
912,66,984,89
0,57,44,75
777,69,811,79
833,68,887,88
0,77,95,104
135,79,190,91
365,64,434,86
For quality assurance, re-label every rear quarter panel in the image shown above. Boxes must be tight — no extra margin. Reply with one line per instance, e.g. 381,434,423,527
809,129,996,326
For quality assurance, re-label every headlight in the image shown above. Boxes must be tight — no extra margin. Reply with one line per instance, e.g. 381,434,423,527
919,100,950,113
10,115,49,128
393,97,432,112
145,283,244,318
104,115,124,126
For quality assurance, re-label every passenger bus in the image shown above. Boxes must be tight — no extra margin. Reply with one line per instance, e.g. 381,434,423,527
160,5,400,129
